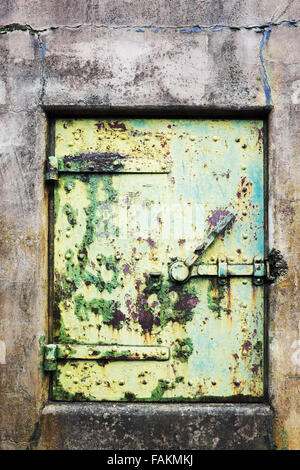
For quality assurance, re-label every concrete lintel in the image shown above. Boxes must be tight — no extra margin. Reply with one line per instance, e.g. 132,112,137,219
38,402,273,450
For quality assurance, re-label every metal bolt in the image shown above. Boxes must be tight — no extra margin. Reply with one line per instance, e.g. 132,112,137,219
242,144,247,149
220,257,225,262
66,277,72,283
96,380,101,385
161,351,167,356
142,379,147,385
66,233,70,238
242,166,247,171
65,253,71,260
135,255,140,261
242,349,248,356
188,380,193,386
66,301,71,308
242,233,248,239
242,256,247,262
119,380,125,386
161,163,167,170
121,135,127,140
65,162,72,168
234,380,240,386
242,210,247,216
67,184,73,191
190,136,195,141
66,372,71,377
115,254,121,260
242,187,247,192
73,379,78,384
235,137,240,142
242,326,247,332
165,379,170,384
66,208,71,215
166,135,172,141
96,255,102,262
153,255,158,261
136,166,141,171
256,278,262,283
78,253,84,260
211,381,216,386
229,256,234,262
98,135,104,140
210,256,215,262
213,136,218,142
113,160,120,166
242,280,248,285
88,349,93,355
242,302,247,308
89,165,95,171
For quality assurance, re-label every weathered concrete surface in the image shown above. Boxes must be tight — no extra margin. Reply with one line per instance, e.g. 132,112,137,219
37,403,273,450
0,0,299,450
266,25,300,450
0,0,298,29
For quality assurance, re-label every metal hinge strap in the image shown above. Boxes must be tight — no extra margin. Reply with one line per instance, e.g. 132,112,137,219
45,153,170,179
43,344,169,370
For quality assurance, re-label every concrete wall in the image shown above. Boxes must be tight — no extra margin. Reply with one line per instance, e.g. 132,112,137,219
0,0,299,450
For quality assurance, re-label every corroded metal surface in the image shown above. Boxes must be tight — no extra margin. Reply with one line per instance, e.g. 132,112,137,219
51,118,265,401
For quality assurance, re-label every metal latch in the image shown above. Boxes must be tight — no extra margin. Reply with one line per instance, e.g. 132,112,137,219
169,256,271,286
43,344,170,371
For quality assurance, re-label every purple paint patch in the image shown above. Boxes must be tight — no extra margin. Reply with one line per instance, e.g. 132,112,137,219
108,121,127,131
207,209,232,231
242,340,252,351
178,239,186,245
251,364,259,374
186,297,199,309
135,279,142,291
146,237,155,247
123,264,130,274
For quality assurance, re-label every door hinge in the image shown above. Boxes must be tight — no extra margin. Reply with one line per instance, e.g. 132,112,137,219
45,153,170,180
43,344,170,370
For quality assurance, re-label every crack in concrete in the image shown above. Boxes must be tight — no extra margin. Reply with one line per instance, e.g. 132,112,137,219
271,0,296,22
258,0,297,106
37,33,46,105
259,26,272,106
0,19,299,35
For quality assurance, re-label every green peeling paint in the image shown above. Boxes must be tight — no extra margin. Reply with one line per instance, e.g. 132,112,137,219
173,338,194,362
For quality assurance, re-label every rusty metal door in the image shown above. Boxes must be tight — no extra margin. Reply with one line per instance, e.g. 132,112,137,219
46,118,265,401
